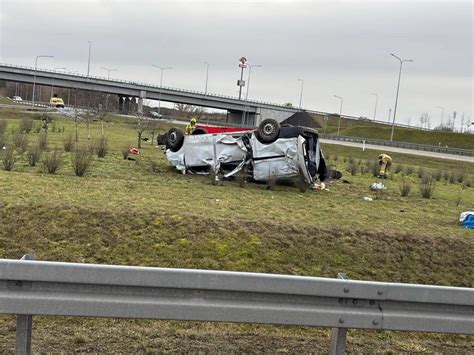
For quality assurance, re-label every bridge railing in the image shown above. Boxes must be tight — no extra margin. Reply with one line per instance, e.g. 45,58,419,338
1,257,473,354
319,133,474,156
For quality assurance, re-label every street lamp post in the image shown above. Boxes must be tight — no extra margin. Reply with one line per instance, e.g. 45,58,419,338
101,67,118,111
298,79,304,109
32,55,54,108
436,106,445,127
204,62,209,95
87,41,92,77
334,95,343,135
371,93,378,120
242,64,262,125
390,53,413,141
152,65,172,118
51,67,66,98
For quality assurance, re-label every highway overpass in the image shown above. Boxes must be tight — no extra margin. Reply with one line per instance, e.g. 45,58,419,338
0,63,298,125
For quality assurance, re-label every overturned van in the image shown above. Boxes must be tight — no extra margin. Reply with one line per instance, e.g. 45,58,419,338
163,119,328,188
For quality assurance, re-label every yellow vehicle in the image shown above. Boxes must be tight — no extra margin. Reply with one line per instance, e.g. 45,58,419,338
49,96,65,108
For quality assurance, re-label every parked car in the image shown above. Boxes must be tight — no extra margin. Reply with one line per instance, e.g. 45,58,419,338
12,96,22,101
149,111,163,119
162,119,328,190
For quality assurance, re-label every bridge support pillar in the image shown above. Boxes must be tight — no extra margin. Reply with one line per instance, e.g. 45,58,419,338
118,96,124,112
124,97,131,113
138,90,146,114
227,110,258,127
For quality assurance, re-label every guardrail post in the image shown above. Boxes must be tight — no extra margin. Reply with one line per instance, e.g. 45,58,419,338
15,255,36,355
15,315,32,355
329,273,348,355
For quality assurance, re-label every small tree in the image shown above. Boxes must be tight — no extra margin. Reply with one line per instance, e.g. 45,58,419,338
13,131,29,154
2,148,15,171
135,114,148,149
95,136,108,158
43,149,62,174
27,144,42,166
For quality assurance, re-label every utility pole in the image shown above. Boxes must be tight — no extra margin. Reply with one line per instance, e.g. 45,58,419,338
371,93,378,120
152,65,172,119
237,57,247,100
298,79,304,109
87,41,92,77
32,55,54,108
334,95,343,135
436,106,445,127
204,62,209,95
390,53,413,141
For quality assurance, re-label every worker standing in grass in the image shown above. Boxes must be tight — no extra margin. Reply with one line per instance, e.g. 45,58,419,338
378,154,392,178
185,117,197,135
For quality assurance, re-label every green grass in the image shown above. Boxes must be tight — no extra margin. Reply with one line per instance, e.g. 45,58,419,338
0,109,473,352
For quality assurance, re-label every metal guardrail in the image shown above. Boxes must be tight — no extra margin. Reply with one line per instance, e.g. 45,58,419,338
319,133,474,157
0,258,473,354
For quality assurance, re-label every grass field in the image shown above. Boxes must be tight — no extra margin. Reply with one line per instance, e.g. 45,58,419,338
0,108,473,352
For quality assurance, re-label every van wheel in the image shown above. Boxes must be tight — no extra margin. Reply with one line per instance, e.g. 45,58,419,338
167,128,184,152
256,119,280,144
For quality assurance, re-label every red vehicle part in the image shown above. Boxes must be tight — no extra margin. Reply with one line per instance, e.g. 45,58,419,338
192,125,253,135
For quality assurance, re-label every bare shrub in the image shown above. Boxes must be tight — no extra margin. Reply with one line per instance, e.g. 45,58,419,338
95,136,108,158
150,160,159,173
343,156,347,163
19,117,34,133
419,175,435,199
63,134,75,152
33,124,41,133
394,164,403,174
38,131,48,150
2,148,15,171
27,144,42,166
333,155,338,162
13,131,29,154
72,145,93,177
121,146,129,160
443,171,450,181
370,160,379,177
433,170,442,181
462,180,471,188
448,172,456,184
456,171,465,183
348,156,355,165
43,149,62,174
347,162,358,176
399,178,412,197
0,119,7,135
360,165,367,175
454,190,462,207
406,165,414,175
417,167,425,178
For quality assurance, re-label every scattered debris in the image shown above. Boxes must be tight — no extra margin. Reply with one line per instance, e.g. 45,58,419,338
312,182,329,191
370,182,386,190
363,196,373,201
342,179,351,184
459,211,474,229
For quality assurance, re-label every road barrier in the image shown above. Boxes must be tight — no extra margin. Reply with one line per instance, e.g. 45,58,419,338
1,257,473,354
319,133,474,157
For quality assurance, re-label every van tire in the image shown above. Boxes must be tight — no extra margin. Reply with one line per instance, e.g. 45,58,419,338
256,119,280,144
167,128,184,152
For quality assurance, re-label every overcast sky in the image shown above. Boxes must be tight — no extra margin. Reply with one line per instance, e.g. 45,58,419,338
0,0,472,128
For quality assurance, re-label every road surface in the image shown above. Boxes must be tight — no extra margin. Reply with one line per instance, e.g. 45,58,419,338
320,139,474,163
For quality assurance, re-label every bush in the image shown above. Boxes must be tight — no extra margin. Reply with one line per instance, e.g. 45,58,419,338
0,119,7,135
96,136,108,158
38,131,48,150
347,162,358,176
360,165,367,175
63,134,75,152
13,131,29,154
406,165,414,175
420,175,435,199
2,148,15,171
348,157,355,165
399,178,412,197
19,117,34,133
456,172,465,183
72,145,93,177
394,164,403,174
433,170,442,181
43,149,62,174
463,180,471,188
33,124,41,133
443,171,450,181
448,172,456,184
150,160,160,173
121,146,129,160
370,160,379,177
27,144,42,166
417,167,425,178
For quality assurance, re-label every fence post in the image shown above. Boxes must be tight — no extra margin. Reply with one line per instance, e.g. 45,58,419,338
329,272,348,355
15,315,32,355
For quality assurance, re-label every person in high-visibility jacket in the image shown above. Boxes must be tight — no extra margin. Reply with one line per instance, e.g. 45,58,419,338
378,154,392,178
185,117,197,135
